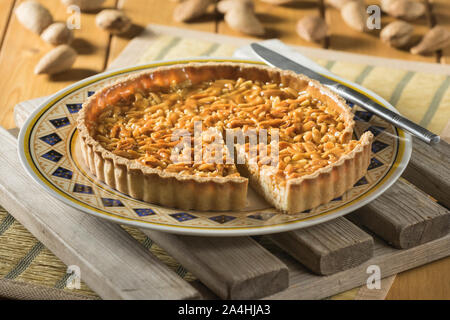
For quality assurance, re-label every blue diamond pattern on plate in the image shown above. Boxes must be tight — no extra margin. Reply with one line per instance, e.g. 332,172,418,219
346,101,354,108
41,150,63,162
73,183,93,194
39,133,62,146
354,111,373,122
209,215,236,224
371,141,389,153
52,167,73,179
368,157,384,170
332,196,343,201
101,198,124,207
247,213,275,221
87,91,95,97
169,212,197,222
133,208,156,217
49,117,70,128
354,176,368,187
66,103,82,114
367,126,386,137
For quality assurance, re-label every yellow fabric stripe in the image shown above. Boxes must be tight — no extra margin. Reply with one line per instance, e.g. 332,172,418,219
394,72,448,125
425,79,450,133
328,61,368,83
360,68,411,104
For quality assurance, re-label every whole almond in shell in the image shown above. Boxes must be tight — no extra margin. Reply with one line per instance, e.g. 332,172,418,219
341,1,367,32
219,0,265,36
326,0,363,10
34,45,77,75
41,22,74,45
15,1,53,34
381,0,425,21
296,16,328,42
61,0,106,12
380,20,414,48
96,9,132,35
411,26,450,55
173,0,213,22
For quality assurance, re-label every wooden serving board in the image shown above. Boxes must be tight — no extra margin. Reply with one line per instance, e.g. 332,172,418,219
1,26,450,300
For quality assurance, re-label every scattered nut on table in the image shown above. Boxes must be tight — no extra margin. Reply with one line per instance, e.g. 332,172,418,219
341,1,367,32
380,0,425,21
173,0,213,22
410,26,450,55
41,22,74,45
96,9,132,35
15,1,53,35
218,0,265,36
61,0,106,12
260,0,299,4
34,45,77,75
380,21,414,48
296,16,328,43
326,0,363,10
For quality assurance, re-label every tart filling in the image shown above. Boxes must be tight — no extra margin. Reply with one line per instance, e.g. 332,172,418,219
77,63,373,213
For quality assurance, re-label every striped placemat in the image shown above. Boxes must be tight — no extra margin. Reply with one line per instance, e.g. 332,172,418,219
1,25,449,300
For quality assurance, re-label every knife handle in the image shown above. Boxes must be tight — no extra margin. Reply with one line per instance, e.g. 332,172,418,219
331,84,440,145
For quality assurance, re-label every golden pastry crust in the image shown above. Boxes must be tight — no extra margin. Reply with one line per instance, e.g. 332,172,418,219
77,62,373,212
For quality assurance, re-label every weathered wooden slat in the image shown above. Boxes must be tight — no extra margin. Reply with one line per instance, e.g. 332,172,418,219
267,217,374,275
267,233,450,300
142,231,289,300
349,178,449,249
14,100,289,300
0,127,199,300
402,137,450,209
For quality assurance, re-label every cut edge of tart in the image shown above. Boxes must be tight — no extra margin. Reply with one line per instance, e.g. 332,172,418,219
77,62,373,213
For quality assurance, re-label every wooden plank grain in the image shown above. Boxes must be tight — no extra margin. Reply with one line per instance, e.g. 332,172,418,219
0,0,115,129
142,231,289,300
0,127,200,300
349,178,450,249
402,138,450,209
0,0,14,50
267,218,374,275
266,234,450,299
386,254,450,299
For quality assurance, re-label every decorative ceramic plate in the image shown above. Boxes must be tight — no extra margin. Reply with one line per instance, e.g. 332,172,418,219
18,58,412,236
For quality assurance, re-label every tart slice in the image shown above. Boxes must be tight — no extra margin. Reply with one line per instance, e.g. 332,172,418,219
77,62,373,213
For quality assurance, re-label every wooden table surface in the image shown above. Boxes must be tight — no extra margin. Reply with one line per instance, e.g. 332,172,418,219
0,0,449,299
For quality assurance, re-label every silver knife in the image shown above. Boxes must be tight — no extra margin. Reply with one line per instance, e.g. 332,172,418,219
251,43,440,145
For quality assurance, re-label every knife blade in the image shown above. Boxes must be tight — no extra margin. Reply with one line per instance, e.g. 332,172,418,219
251,43,440,145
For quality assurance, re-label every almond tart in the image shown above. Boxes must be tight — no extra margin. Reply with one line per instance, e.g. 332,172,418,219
77,63,373,213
